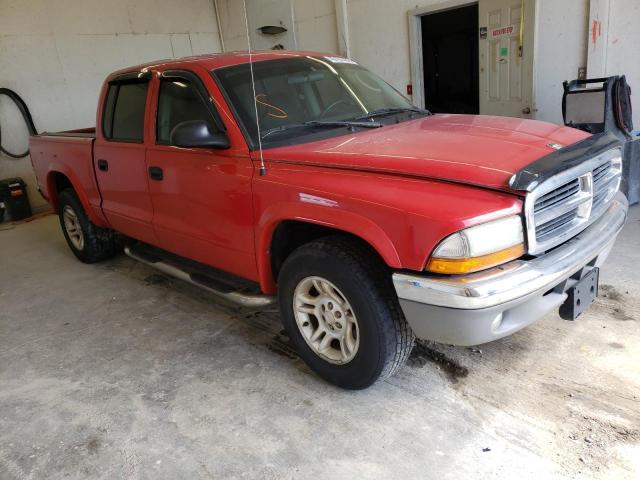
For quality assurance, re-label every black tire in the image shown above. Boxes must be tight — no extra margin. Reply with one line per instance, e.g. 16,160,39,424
278,235,415,389
58,189,118,263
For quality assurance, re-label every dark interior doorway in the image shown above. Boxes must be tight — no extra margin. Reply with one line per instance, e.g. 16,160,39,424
421,4,479,114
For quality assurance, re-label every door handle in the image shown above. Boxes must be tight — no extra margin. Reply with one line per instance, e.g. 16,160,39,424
148,166,164,181
97,159,108,171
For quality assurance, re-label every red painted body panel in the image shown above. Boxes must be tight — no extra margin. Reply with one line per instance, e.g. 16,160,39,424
145,65,258,280
29,51,587,294
261,114,590,191
250,157,522,293
93,76,159,246
30,134,109,227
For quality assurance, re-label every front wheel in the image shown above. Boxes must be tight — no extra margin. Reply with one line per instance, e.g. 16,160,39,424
278,236,415,389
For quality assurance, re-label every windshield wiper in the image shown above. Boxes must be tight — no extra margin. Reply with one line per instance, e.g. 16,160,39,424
260,120,382,140
355,107,431,121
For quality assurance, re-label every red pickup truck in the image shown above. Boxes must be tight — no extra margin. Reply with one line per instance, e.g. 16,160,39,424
31,51,628,389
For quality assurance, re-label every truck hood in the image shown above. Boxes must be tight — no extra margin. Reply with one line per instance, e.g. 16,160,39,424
262,114,591,192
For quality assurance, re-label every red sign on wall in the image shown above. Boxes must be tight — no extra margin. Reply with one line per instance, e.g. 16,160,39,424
491,25,515,39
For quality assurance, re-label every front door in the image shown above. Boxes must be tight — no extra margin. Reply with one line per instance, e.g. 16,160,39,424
94,76,158,245
145,70,257,280
479,0,535,117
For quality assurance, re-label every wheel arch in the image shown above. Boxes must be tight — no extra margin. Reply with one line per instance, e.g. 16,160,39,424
45,169,105,226
46,171,73,212
257,207,401,294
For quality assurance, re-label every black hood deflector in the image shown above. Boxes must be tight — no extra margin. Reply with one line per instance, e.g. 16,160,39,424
509,132,623,192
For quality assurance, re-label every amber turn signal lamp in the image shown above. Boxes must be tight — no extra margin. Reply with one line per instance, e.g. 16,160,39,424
426,244,525,275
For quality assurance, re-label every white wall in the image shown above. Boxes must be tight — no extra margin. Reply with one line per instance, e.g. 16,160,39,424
245,0,297,50
293,0,339,52
346,0,423,97
533,0,590,124
0,0,221,211
216,0,338,54
588,0,640,128
215,0,250,51
345,0,593,124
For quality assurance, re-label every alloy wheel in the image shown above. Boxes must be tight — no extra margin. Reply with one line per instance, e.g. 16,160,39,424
62,205,84,251
292,276,360,364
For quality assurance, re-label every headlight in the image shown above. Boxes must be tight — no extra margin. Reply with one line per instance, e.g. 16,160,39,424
426,215,525,274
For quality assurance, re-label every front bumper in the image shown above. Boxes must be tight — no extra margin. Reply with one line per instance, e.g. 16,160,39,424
393,192,629,345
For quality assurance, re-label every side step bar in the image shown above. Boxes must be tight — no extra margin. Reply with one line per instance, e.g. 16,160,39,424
124,246,276,308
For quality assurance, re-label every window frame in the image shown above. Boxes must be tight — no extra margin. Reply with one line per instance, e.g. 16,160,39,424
155,69,226,146
101,71,152,144
211,70,256,151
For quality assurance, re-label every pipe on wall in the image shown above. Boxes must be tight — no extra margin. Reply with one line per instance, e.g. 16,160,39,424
334,0,351,58
213,0,226,52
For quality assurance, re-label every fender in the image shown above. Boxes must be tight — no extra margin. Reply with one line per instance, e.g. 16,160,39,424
46,165,109,227
255,201,401,294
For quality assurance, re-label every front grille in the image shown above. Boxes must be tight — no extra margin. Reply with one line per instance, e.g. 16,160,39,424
526,149,622,254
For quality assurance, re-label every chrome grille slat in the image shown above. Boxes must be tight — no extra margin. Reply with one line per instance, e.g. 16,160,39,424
536,209,578,239
534,179,580,213
593,165,615,188
523,148,623,254
594,169,618,192
593,162,609,173
534,191,591,226
593,168,619,208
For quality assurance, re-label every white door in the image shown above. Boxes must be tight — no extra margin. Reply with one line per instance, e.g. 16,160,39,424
479,0,535,117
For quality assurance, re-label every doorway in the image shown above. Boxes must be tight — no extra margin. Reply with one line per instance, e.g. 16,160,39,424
409,0,536,118
421,4,479,114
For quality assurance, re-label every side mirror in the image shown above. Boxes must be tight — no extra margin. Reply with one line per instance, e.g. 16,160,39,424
170,120,230,149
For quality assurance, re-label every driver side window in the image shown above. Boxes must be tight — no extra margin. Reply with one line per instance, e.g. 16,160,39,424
156,77,217,144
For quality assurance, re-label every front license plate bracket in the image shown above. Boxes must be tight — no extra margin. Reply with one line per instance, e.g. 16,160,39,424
559,267,599,321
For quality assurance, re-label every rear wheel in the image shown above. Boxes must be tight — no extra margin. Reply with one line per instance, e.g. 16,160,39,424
278,236,415,389
58,189,117,263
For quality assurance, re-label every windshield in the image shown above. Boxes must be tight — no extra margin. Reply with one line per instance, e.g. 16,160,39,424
213,56,416,148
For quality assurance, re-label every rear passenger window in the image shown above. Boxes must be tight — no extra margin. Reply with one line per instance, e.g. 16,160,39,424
102,81,149,142
156,78,217,144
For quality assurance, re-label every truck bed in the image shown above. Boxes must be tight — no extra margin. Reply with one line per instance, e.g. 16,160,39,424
38,127,96,138
30,127,104,223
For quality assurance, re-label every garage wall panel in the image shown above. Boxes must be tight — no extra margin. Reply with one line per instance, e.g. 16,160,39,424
293,0,339,52
588,0,640,128
346,0,419,97
533,0,589,124
216,0,339,54
0,0,222,211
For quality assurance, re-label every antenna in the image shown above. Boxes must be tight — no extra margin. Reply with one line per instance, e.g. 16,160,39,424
242,0,266,176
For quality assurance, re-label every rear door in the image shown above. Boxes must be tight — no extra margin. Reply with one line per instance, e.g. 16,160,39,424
479,0,535,117
145,69,257,280
94,73,158,245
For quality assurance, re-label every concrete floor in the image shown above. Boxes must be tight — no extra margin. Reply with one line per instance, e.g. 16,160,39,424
1,208,639,480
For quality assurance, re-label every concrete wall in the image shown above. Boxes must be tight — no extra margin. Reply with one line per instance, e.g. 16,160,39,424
0,0,221,211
